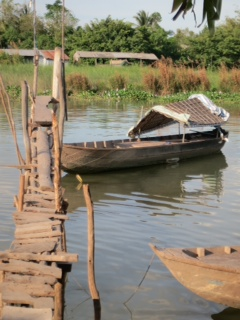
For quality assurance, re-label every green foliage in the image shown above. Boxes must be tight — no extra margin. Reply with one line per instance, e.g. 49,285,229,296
177,12,240,69
0,0,238,71
44,0,78,48
0,52,24,64
133,10,162,28
77,16,135,52
6,85,21,98
102,85,155,101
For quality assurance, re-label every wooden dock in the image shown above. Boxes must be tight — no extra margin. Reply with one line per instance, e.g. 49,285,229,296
0,48,78,320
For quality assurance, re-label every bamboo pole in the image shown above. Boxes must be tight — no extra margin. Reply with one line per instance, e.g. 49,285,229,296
58,57,66,148
18,175,25,212
33,53,39,99
21,81,31,164
0,76,25,166
52,48,62,100
83,184,101,320
52,108,62,212
54,282,63,320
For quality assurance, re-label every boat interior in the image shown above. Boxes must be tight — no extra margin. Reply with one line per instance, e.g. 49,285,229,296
65,128,225,149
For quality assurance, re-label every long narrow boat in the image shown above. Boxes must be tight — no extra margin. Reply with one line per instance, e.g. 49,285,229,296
150,244,240,309
61,95,229,174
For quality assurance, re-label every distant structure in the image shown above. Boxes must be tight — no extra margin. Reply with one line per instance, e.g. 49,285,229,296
0,49,70,66
73,51,159,65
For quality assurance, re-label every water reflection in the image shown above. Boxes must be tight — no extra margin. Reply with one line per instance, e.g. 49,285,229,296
62,152,227,214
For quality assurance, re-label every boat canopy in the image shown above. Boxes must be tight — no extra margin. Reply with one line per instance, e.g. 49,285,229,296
128,95,229,138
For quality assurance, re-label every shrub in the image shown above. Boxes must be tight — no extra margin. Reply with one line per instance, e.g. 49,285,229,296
219,64,231,92
219,64,240,93
197,68,211,91
0,52,24,65
156,57,176,95
109,73,128,90
143,72,162,94
66,73,91,94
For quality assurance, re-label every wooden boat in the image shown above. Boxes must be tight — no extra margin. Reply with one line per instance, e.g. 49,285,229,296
150,244,240,309
61,95,229,174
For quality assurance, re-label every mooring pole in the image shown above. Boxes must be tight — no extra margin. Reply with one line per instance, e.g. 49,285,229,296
83,184,101,320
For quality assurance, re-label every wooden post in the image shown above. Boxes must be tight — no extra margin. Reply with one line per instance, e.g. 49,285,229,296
224,246,232,254
52,47,66,149
197,247,205,257
33,53,39,98
36,129,54,191
0,271,4,319
21,81,31,164
52,47,62,100
83,184,101,319
54,282,63,320
52,109,62,212
58,59,66,148
18,175,25,212
182,125,185,143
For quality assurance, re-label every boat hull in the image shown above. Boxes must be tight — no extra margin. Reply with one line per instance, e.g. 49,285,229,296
150,244,240,309
61,131,228,174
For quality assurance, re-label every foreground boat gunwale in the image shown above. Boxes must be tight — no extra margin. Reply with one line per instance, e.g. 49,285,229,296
150,244,240,274
61,129,229,173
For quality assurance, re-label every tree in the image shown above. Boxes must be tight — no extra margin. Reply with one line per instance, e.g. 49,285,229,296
44,0,78,47
176,11,240,69
171,0,222,34
77,16,135,52
134,10,162,29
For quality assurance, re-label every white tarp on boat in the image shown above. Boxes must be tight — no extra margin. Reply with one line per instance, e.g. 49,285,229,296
152,105,190,125
128,105,190,138
189,94,230,122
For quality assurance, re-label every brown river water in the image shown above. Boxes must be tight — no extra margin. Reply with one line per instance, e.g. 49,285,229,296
0,100,240,320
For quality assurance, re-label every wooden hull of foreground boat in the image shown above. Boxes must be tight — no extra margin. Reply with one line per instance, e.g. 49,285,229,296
61,131,228,174
150,244,240,309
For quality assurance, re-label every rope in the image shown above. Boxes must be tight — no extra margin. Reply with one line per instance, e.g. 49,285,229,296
124,253,155,305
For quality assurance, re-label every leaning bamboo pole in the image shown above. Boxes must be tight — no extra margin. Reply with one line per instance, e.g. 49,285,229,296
83,184,101,320
21,81,31,164
0,76,25,166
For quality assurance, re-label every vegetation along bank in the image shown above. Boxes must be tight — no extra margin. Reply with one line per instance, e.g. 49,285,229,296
1,1,240,107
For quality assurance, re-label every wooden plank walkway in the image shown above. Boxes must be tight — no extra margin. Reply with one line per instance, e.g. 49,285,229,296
0,92,78,319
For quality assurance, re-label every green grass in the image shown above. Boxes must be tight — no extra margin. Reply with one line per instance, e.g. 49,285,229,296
1,63,240,109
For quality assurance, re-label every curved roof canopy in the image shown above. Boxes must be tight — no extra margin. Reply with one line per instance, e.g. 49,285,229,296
128,97,229,138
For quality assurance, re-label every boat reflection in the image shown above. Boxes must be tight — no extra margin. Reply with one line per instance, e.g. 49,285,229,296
62,152,228,213
212,307,240,319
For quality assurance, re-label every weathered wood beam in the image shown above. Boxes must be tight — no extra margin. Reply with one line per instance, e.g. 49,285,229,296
0,251,78,263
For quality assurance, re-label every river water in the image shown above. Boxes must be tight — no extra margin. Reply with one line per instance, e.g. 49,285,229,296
0,100,240,320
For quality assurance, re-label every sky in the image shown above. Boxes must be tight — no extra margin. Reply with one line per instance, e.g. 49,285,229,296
18,0,240,33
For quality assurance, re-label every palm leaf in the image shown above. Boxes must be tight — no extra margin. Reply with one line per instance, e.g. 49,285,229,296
171,0,222,33
171,0,186,13
199,0,222,33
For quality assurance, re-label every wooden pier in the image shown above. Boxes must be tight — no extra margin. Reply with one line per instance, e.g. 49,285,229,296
0,48,78,319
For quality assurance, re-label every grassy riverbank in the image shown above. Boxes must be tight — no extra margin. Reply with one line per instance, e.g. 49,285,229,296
1,62,240,108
